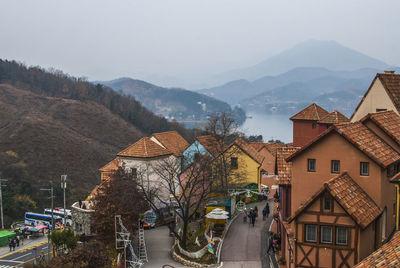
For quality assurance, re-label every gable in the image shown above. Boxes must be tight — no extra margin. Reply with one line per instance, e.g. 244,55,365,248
351,78,398,122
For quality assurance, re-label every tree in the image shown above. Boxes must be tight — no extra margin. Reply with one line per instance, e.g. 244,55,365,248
49,229,77,253
91,167,148,244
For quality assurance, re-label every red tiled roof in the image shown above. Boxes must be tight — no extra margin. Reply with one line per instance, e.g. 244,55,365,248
277,146,300,185
355,231,400,267
288,172,382,229
351,72,400,120
152,131,189,157
117,137,172,158
318,110,350,124
99,158,120,172
234,138,265,167
325,172,382,229
290,103,330,121
196,135,227,157
362,110,400,145
287,122,400,168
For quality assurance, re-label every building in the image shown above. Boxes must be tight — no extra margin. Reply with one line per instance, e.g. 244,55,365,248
351,71,400,122
355,231,400,267
71,200,94,236
290,104,349,147
182,135,226,168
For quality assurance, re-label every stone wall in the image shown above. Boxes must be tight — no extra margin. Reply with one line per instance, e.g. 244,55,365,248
71,201,94,236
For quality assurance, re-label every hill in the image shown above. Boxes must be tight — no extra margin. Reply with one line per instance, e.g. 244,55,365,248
98,77,246,124
0,59,192,225
209,39,389,84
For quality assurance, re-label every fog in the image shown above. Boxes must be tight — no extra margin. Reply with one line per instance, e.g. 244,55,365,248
1,0,399,88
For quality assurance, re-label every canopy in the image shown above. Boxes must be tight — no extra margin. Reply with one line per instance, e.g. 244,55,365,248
211,208,229,215
0,231,16,247
36,225,48,230
206,210,229,219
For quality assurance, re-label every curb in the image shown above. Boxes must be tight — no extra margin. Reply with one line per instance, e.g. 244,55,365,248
0,240,48,259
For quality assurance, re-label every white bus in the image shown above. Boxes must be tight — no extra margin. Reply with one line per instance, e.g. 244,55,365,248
24,212,62,229
44,208,72,226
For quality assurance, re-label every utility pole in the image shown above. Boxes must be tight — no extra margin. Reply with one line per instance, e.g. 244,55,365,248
61,175,67,226
0,178,8,229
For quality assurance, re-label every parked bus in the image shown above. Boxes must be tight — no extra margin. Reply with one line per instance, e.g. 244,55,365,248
24,212,62,229
44,208,72,226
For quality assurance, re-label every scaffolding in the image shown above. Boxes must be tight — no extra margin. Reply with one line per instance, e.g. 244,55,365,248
115,215,144,268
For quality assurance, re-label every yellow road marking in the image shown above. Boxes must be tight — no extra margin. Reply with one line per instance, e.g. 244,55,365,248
0,241,48,259
15,251,51,267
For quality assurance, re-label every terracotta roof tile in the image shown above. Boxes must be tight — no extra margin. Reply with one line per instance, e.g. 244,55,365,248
290,103,330,121
355,231,400,267
152,131,189,157
362,110,400,145
277,146,300,185
318,110,350,124
325,172,382,229
288,172,382,229
99,158,120,172
335,122,400,168
117,137,172,158
196,135,227,157
377,73,400,113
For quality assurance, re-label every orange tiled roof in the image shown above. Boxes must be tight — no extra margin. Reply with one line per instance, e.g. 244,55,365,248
99,158,120,172
355,231,400,267
152,131,189,157
318,110,350,124
277,146,300,185
196,135,227,157
288,172,382,229
117,137,172,158
325,172,382,229
234,138,265,167
362,110,400,145
290,103,330,121
287,122,400,168
335,122,400,168
250,142,266,152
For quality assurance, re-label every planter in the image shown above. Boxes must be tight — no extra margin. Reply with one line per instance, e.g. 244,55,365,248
176,240,208,259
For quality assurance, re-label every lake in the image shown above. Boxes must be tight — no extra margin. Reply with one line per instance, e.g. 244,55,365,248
240,113,293,143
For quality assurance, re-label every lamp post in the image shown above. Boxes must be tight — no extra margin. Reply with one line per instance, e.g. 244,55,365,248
0,178,7,229
41,181,55,257
61,175,67,226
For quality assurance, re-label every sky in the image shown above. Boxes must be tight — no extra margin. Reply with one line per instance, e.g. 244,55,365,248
1,0,399,87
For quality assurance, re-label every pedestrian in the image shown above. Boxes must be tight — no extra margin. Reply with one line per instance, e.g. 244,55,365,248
8,239,12,252
16,236,20,247
267,235,275,254
262,207,267,221
243,209,248,223
266,203,270,218
250,211,256,227
254,206,258,219
11,239,16,251
248,209,253,225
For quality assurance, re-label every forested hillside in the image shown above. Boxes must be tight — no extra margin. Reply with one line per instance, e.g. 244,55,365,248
0,60,192,225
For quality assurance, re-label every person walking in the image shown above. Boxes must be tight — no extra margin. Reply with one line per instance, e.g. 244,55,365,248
266,203,270,218
243,209,248,223
11,239,16,251
262,206,267,221
254,206,258,219
267,235,275,254
8,239,12,252
250,210,256,227
16,236,20,247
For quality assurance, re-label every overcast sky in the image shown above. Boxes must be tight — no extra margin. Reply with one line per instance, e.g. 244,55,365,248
1,0,399,85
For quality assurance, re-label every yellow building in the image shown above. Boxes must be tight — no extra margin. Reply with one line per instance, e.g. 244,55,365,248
213,138,269,189
391,173,400,231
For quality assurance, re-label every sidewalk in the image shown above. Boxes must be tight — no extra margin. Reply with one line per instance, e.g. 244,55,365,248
0,235,48,257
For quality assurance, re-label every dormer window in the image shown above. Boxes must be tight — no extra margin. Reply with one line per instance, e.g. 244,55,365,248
323,195,333,212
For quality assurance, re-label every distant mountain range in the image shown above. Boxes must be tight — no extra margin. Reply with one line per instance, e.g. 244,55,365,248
98,78,246,124
199,40,399,116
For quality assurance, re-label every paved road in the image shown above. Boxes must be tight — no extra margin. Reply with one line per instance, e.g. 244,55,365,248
0,241,51,267
221,200,274,268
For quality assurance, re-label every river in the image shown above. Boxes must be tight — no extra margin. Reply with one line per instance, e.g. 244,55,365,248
240,113,293,143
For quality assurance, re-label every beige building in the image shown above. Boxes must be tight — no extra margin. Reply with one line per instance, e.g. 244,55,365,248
351,71,400,122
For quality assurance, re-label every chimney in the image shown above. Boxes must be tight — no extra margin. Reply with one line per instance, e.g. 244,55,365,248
384,70,395,74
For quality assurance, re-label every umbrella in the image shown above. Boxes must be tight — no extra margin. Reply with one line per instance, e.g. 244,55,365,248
205,213,229,220
27,227,39,232
211,208,229,215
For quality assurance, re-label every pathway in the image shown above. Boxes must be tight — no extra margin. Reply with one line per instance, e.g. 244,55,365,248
221,200,275,268
144,225,187,268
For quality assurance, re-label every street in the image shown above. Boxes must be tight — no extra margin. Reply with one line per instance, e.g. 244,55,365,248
0,241,51,267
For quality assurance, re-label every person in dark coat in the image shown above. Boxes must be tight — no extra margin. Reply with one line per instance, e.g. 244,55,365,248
262,207,267,221
266,203,270,218
16,237,20,247
250,210,256,227
11,239,16,251
267,235,275,254
8,239,12,252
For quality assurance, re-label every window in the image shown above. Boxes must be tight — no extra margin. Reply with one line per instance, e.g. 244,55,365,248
194,152,201,162
312,123,317,129
376,108,387,112
360,162,369,176
323,196,332,212
231,157,238,169
331,160,340,174
321,226,332,243
308,159,316,172
131,168,137,179
336,227,348,245
305,224,317,242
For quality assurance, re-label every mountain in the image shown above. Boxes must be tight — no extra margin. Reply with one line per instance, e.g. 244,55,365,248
0,59,193,225
98,77,246,124
210,39,389,84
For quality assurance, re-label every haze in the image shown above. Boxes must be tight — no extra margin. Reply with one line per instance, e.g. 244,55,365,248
1,0,399,88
